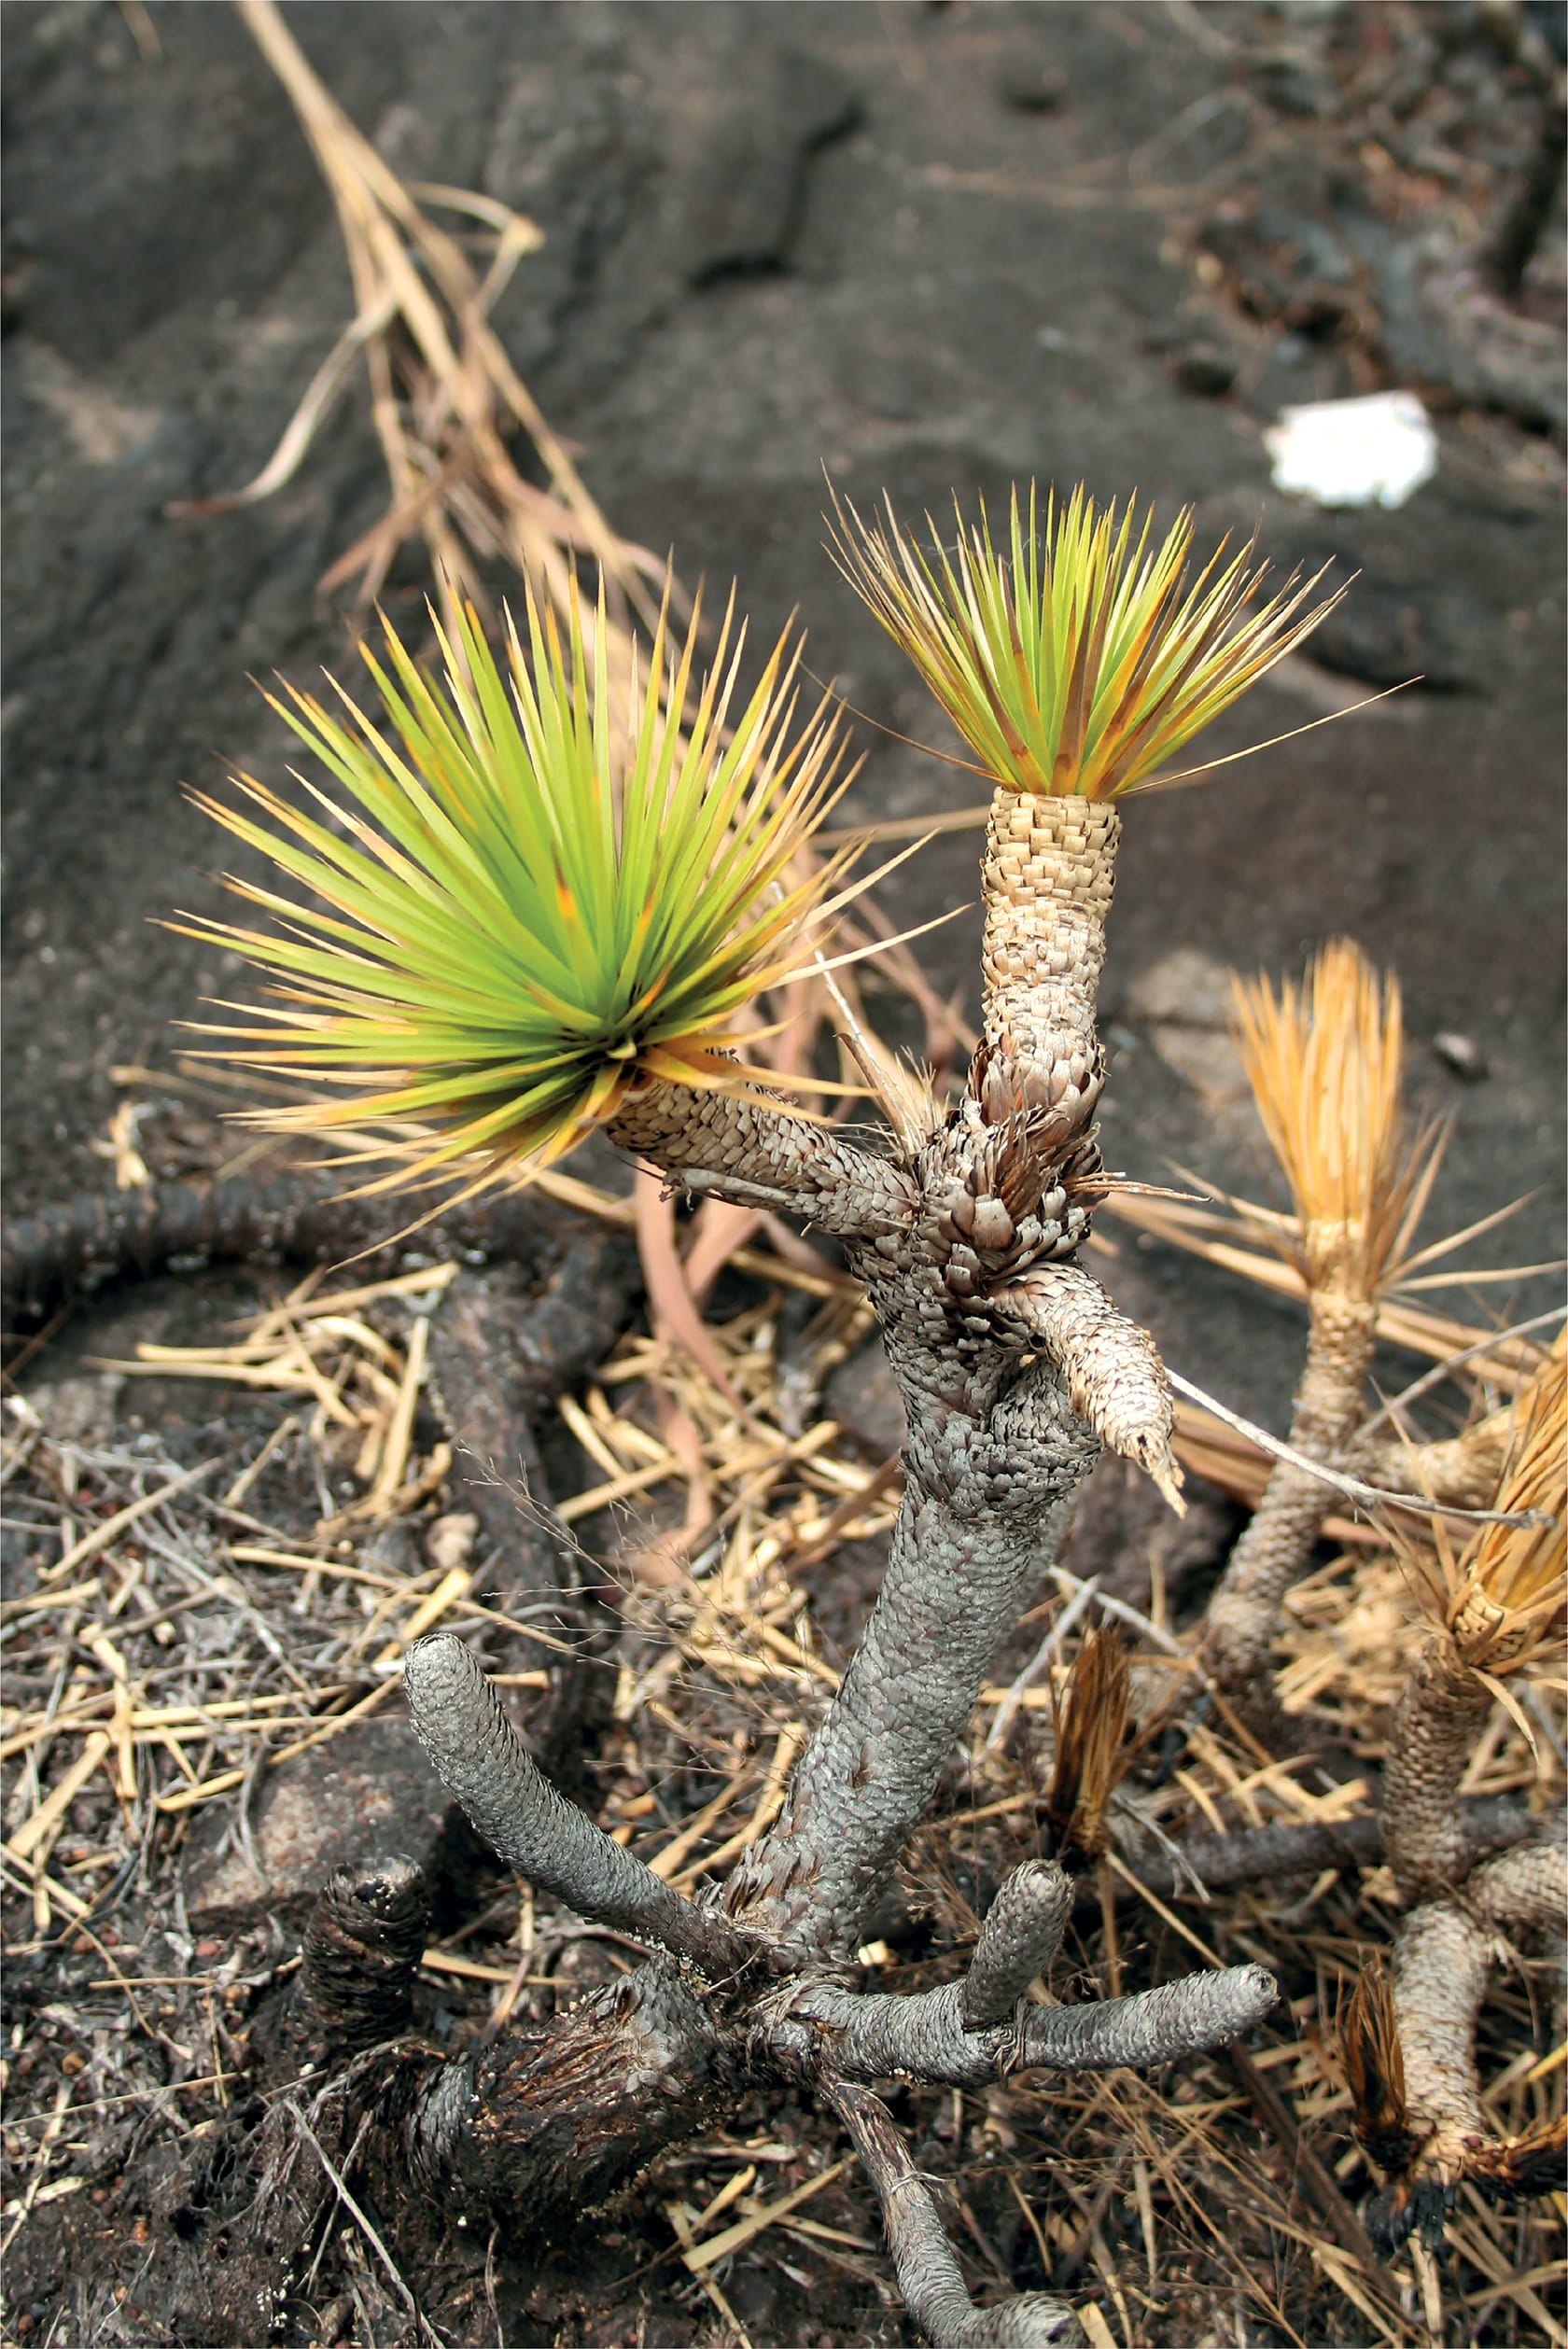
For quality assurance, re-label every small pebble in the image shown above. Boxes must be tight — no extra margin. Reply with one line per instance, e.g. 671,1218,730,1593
1172,343,1237,398
997,57,1069,113
1433,1031,1488,1082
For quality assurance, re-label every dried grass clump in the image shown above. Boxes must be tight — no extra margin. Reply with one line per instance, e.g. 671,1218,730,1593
1339,1962,1417,2181
1409,1331,1568,1678
1228,938,1445,1300
1043,1623,1131,1863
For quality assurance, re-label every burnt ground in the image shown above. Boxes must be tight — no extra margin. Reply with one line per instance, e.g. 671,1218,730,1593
1,5,1565,2346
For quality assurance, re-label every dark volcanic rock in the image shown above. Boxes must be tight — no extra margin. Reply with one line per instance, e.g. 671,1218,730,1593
825,1335,907,1461
665,23,862,287
182,1714,453,1926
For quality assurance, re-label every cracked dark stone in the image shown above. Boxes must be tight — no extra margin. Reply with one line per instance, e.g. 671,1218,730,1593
182,1716,455,1928
1171,341,1239,398
665,25,862,287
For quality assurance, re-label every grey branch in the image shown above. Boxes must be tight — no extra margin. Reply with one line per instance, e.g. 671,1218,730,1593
724,1478,1088,1962
1464,1828,1567,1937
990,1264,1183,1509
824,2079,1086,2348
961,1862,1074,2029
403,1634,753,1979
1111,1797,1534,1909
781,1963,1278,2089
1017,1965,1277,2073
609,1081,918,1238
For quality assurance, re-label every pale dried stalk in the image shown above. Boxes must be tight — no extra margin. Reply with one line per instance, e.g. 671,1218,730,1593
1385,1342,1565,1901
1200,943,1448,1704
1346,1411,1514,1513
1380,1835,1567,2247
1203,1287,1379,1698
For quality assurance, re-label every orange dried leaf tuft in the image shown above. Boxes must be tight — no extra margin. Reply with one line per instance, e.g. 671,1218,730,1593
1043,1623,1131,1862
1229,938,1445,1298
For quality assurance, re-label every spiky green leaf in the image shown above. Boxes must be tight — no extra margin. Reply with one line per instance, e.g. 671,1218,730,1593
828,482,1343,799
175,579,853,1187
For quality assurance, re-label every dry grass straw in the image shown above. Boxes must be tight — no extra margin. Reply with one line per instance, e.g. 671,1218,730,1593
0,1259,567,1918
1043,1623,1131,1862
95,1261,459,1538
188,0,664,663
1407,1331,1567,1678
4,1209,1565,2341
1340,1963,1416,2179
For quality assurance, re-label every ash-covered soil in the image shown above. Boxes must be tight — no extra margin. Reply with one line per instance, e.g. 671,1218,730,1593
2,6,1564,2345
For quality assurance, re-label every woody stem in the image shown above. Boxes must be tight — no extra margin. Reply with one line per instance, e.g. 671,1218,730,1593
980,790,1119,1117
1202,1283,1379,1700
608,1079,916,1237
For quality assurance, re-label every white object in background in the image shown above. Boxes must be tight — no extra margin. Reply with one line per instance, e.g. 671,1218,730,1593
1263,390,1438,510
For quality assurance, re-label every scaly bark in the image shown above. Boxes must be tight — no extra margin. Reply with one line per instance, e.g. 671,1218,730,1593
1203,1285,1379,1701
990,1265,1182,1504
404,1635,755,1979
1385,1896,1490,2236
824,2080,1086,2348
1377,1834,1566,2250
301,1858,430,2058
1344,1417,1514,1514
960,1861,1075,2029
716,1121,1113,1963
776,1962,1279,2088
1466,1830,1568,1937
609,1079,917,1237
652,811,1170,1964
1381,1632,1493,1905
722,1460,1089,1963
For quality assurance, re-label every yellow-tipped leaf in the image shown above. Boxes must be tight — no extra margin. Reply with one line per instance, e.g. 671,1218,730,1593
174,577,856,1191
828,482,1342,799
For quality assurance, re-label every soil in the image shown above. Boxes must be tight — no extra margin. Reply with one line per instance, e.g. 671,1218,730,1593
2,6,1564,2346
